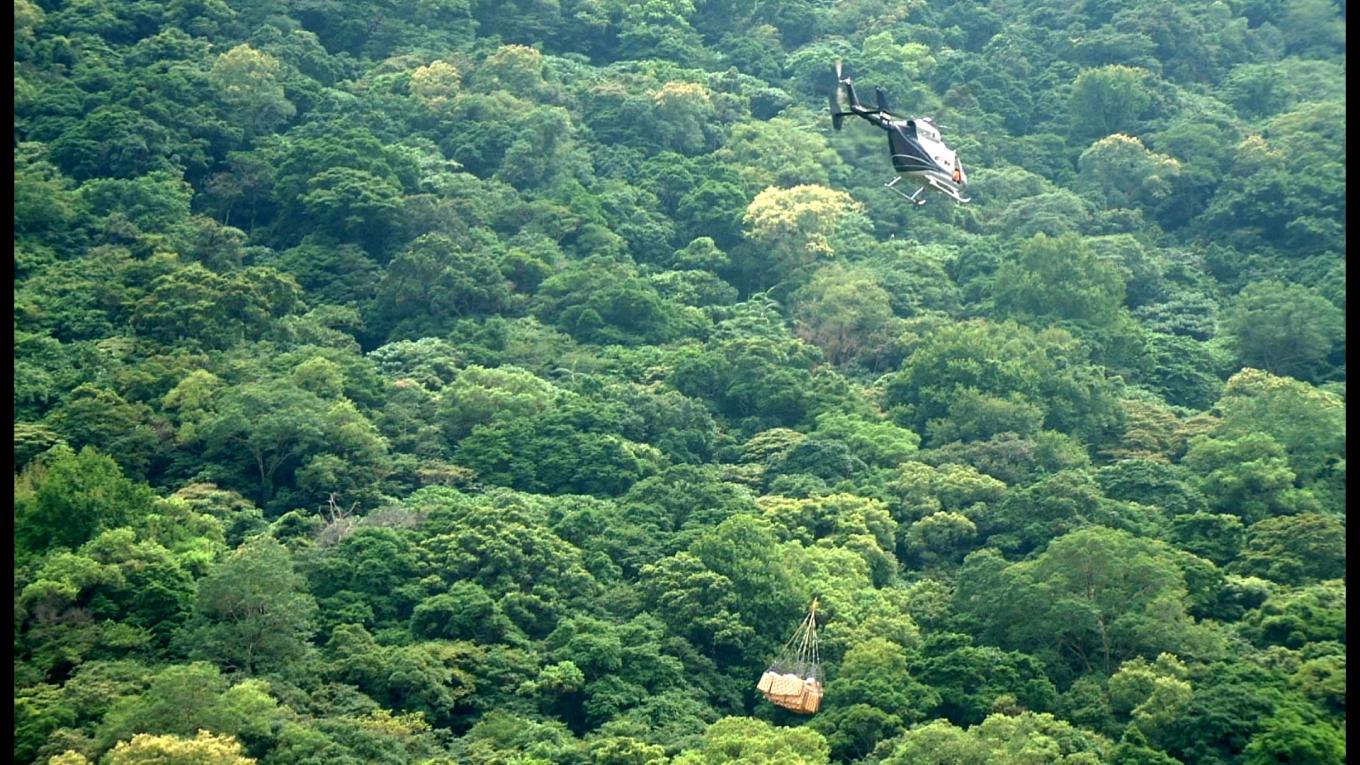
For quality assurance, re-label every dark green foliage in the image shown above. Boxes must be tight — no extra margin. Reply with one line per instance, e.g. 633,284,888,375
1140,332,1225,410
410,583,509,643
308,528,425,631
911,634,1058,727
1096,459,1206,518
671,315,825,430
453,404,664,497
11,0,1346,762
534,258,696,346
886,319,1124,448
15,446,159,554
1181,433,1309,523
1232,513,1345,585
1220,280,1344,382
1168,513,1244,566
176,537,318,675
1239,580,1345,649
1242,708,1345,765
955,528,1204,678
983,468,1164,554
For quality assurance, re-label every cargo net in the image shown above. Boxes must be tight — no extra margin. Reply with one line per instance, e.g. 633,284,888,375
756,600,823,714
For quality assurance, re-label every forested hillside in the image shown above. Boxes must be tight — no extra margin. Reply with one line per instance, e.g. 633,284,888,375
13,0,1346,762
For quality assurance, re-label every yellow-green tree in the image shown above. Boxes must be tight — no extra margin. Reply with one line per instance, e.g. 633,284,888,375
742,185,862,285
209,45,295,135
1077,134,1181,213
105,730,255,764
409,60,462,111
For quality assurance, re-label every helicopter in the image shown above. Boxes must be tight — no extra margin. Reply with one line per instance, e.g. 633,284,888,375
829,61,970,205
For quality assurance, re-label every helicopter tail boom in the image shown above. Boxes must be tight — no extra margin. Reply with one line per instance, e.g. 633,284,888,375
830,61,892,130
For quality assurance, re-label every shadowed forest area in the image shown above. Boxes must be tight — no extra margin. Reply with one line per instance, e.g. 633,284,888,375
13,0,1345,762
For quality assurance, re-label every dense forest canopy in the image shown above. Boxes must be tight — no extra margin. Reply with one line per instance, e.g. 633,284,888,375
12,0,1345,762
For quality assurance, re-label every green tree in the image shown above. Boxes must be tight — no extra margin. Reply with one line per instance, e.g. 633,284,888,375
1069,65,1154,140
1107,654,1192,746
15,446,158,554
209,44,295,136
671,324,824,430
49,107,178,181
673,717,829,765
409,59,462,110
911,635,1059,728
1232,513,1344,585
410,581,510,643
881,711,1113,764
14,684,78,763
132,265,302,350
984,468,1162,555
1243,709,1344,765
43,385,165,481
1168,513,1244,566
177,537,318,675
906,511,979,568
651,81,716,155
790,265,896,366
993,233,1128,332
415,489,599,612
741,185,862,288
1220,282,1343,382
1240,579,1345,649
1210,368,1345,490
298,167,405,252
372,233,513,339
533,258,693,346
436,364,560,442
1218,63,1294,120
758,493,896,584
95,662,283,753
957,528,1204,677
715,117,843,188
814,638,939,759
886,318,1124,447
639,515,806,664
307,526,426,631
1076,134,1181,214
1180,433,1307,523
1159,663,1306,765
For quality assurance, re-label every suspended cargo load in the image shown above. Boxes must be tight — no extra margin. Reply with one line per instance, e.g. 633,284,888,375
757,598,823,714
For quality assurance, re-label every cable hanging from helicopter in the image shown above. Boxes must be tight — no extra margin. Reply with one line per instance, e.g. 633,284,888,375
828,60,971,206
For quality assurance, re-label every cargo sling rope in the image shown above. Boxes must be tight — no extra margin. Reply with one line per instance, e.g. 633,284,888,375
756,598,823,714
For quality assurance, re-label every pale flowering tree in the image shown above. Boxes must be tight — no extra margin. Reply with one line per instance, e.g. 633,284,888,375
651,81,713,154
1077,133,1181,212
209,44,295,135
409,59,461,110
742,184,863,274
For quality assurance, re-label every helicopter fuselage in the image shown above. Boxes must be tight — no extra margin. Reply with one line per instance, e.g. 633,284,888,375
885,118,968,201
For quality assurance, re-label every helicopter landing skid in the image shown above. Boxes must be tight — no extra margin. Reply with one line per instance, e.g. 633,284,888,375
885,176,927,205
922,174,971,204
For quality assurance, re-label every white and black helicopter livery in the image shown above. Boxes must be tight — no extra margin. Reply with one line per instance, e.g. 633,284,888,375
829,61,970,205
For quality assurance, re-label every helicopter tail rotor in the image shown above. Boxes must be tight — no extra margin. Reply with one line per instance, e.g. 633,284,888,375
830,59,859,130
830,60,848,130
